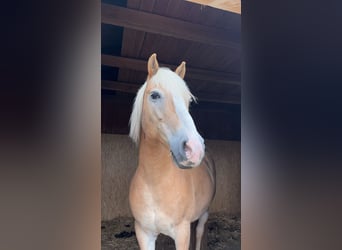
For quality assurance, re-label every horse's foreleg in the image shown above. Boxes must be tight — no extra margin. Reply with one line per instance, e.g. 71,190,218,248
195,211,209,250
174,221,191,250
134,221,157,250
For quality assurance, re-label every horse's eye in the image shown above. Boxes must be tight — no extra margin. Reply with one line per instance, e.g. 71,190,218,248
150,92,161,100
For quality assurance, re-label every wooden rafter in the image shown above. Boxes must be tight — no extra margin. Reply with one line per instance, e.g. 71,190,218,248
186,0,241,14
101,3,240,48
102,54,241,85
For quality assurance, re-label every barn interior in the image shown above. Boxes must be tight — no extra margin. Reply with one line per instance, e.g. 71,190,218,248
101,0,241,249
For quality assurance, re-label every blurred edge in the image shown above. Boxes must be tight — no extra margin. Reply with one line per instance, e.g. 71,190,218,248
0,1,101,250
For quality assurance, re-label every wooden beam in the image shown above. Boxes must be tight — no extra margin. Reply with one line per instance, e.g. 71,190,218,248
102,80,240,104
101,3,240,48
102,54,241,85
102,80,140,94
186,0,241,14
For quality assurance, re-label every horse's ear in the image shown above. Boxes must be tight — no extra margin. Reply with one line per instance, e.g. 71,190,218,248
147,53,159,77
175,61,186,79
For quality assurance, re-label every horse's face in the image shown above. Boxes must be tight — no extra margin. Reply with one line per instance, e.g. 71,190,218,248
140,54,205,169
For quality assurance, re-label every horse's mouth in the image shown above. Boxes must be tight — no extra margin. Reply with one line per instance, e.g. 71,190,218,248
171,151,194,170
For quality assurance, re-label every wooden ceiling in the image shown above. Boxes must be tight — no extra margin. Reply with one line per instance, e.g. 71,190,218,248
101,0,241,140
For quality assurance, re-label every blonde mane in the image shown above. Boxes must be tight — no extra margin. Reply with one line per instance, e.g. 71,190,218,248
129,67,196,145
129,82,147,145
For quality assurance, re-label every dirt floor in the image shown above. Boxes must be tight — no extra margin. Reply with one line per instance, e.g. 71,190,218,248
101,212,240,250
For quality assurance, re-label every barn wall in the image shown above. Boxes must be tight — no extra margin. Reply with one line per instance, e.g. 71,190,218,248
101,133,240,221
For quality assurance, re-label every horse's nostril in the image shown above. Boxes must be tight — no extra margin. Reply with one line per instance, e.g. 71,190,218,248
182,140,187,150
183,141,192,159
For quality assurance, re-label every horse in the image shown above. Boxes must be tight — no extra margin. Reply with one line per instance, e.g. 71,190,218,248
129,53,216,250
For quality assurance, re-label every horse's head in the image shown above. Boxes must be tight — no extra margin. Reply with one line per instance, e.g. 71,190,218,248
129,53,205,169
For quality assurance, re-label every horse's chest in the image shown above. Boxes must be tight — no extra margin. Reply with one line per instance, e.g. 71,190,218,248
136,188,182,236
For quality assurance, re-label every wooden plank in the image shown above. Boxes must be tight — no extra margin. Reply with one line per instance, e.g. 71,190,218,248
102,80,240,104
102,54,145,71
118,0,156,82
134,0,239,72
102,80,140,94
101,3,240,48
102,54,241,85
186,0,241,14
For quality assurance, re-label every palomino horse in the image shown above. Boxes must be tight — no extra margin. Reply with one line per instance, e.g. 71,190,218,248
129,54,216,250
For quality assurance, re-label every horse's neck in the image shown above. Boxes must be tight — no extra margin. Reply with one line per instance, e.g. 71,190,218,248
138,133,174,182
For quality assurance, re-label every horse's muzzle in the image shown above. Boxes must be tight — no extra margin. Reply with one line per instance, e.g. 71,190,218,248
170,134,205,169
